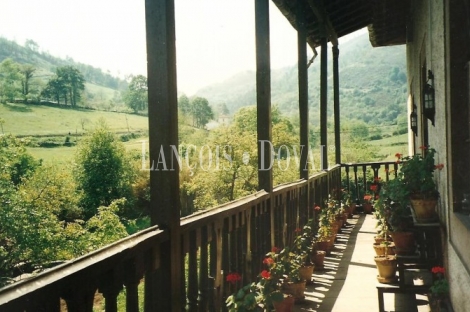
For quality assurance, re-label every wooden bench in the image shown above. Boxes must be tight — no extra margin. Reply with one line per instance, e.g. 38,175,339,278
376,282,430,312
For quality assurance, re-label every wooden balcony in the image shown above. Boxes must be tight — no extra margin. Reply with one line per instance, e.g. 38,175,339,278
0,162,403,311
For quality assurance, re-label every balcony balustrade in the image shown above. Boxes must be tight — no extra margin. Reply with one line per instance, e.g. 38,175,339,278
0,162,399,311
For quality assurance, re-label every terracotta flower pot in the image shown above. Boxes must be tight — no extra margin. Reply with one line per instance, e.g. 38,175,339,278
282,280,306,302
316,240,331,255
273,295,295,312
374,255,397,283
410,197,438,222
373,243,396,256
313,250,326,269
363,202,373,214
390,231,415,255
299,265,315,284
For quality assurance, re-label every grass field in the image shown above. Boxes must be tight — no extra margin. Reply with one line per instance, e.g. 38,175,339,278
1,102,148,136
3,101,410,164
369,133,409,160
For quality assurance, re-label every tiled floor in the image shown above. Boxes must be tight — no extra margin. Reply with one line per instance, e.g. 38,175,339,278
293,214,431,312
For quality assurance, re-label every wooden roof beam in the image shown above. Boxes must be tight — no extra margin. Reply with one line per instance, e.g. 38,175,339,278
306,0,339,46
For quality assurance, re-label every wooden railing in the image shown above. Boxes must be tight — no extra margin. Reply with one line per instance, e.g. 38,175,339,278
342,161,400,206
0,166,342,311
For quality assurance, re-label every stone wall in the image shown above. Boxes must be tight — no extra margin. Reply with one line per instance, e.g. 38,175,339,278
406,0,470,311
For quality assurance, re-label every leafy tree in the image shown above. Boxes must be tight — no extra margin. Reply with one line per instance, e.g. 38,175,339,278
24,39,39,52
178,94,191,116
41,66,85,106
0,58,21,102
84,199,128,250
19,64,36,96
124,75,148,113
57,66,85,107
41,76,66,104
0,135,40,186
191,96,214,128
185,106,298,210
74,120,136,219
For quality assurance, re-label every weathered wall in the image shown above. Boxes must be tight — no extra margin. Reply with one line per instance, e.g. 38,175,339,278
406,0,470,310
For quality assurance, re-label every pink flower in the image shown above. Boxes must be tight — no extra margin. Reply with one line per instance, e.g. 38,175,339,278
263,257,274,265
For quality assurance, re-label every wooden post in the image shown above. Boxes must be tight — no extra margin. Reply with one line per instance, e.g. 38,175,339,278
320,37,328,170
144,0,181,310
297,3,309,225
255,0,273,193
298,4,309,181
333,45,341,165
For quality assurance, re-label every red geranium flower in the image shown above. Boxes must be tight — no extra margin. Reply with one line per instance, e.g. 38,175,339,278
370,185,378,192
263,257,274,265
314,205,321,211
395,153,403,159
226,272,242,284
432,266,445,274
271,246,280,253
260,270,271,279
435,163,444,170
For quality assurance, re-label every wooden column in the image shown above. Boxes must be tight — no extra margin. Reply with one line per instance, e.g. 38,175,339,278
255,0,273,192
332,45,341,164
320,37,328,170
144,0,181,310
298,5,309,181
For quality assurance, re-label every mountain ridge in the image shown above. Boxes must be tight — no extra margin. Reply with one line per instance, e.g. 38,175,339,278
196,33,407,126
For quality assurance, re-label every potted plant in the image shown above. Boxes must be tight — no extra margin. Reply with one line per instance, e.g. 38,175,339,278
281,248,306,303
380,179,416,255
225,281,262,312
429,266,450,311
257,249,287,309
292,221,315,284
396,147,444,222
363,193,374,214
373,220,398,283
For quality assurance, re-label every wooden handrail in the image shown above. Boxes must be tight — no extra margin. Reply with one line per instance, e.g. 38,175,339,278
0,166,343,311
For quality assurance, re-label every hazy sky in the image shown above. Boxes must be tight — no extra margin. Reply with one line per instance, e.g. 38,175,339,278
0,0,365,94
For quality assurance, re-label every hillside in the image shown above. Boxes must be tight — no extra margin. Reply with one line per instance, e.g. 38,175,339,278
0,37,127,110
196,33,407,126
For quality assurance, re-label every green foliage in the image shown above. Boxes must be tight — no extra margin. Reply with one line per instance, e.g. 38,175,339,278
226,283,261,312
398,147,441,197
191,96,214,128
74,120,136,219
0,58,21,102
85,199,129,249
0,135,40,185
124,75,147,113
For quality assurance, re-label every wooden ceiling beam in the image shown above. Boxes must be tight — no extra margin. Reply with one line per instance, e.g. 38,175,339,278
306,0,339,46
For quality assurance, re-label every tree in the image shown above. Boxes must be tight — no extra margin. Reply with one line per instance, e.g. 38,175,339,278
19,64,36,96
74,120,136,219
41,66,85,106
0,58,21,102
24,39,39,52
41,76,66,104
124,75,148,113
178,94,191,115
191,96,214,128
56,66,85,107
